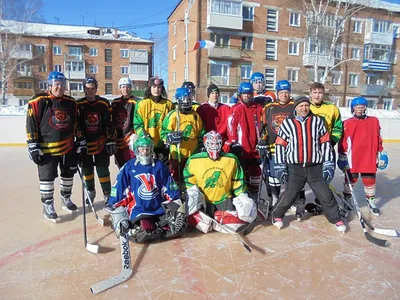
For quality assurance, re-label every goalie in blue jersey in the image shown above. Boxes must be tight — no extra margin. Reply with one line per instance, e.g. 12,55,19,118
106,135,186,243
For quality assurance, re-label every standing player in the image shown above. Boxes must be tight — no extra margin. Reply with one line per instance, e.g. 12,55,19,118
26,71,85,222
111,77,136,168
337,97,385,216
181,81,200,111
134,77,173,164
160,87,206,183
250,72,276,106
77,77,116,204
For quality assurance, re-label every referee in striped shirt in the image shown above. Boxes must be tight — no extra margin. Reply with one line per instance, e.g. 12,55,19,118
271,96,346,232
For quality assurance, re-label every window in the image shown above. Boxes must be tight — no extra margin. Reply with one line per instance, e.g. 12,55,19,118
334,46,343,59
351,48,360,60
15,82,33,89
105,66,112,79
331,71,341,85
349,73,359,87
19,100,29,106
394,25,400,38
267,9,278,31
366,75,385,85
105,83,113,94
288,41,299,55
287,68,299,82
19,44,31,51
383,99,393,110
289,11,300,27
54,64,62,72
68,46,82,57
372,20,391,33
173,22,177,36
17,64,31,73
210,0,241,16
210,62,230,85
173,71,176,84
220,94,229,104
210,33,229,47
36,45,45,54
353,21,362,33
65,61,84,72
172,45,177,60
243,6,254,21
53,46,61,55
89,48,98,56
307,69,325,82
364,44,391,61
307,12,338,28
39,64,46,72
266,39,277,60
241,36,253,50
39,81,48,90
131,49,148,62
240,65,252,79
121,66,129,74
89,65,98,74
389,75,397,89
105,49,112,63
130,64,148,74
120,49,129,58
264,68,276,89
70,82,83,91
306,38,329,54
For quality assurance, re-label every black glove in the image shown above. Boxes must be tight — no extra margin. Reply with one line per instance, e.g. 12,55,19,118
75,139,87,155
105,139,117,156
256,140,270,159
28,143,43,165
167,131,183,145
230,143,242,159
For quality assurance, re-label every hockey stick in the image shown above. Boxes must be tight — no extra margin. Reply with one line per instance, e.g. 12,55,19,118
209,218,252,253
344,172,388,247
80,161,100,254
329,184,398,237
90,232,133,294
77,165,105,226
175,106,183,194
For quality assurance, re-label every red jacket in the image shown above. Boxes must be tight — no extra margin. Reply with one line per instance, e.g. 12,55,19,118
197,102,230,143
226,101,263,159
338,116,383,173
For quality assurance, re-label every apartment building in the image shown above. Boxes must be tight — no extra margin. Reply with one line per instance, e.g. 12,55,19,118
1,21,153,106
167,0,400,109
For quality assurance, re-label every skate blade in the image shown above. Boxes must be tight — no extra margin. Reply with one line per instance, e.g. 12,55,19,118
44,216,59,223
61,206,79,213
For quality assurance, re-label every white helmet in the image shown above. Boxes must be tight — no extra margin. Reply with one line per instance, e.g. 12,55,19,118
118,77,132,88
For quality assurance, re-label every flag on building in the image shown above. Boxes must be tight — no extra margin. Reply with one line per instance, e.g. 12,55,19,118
192,40,215,51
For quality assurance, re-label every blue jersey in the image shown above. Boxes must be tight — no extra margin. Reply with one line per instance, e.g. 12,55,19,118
108,159,180,221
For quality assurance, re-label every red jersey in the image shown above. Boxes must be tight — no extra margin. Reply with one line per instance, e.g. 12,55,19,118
338,116,383,173
197,102,230,143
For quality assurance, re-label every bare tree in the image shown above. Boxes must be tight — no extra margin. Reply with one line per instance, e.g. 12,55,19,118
0,0,43,105
303,0,371,83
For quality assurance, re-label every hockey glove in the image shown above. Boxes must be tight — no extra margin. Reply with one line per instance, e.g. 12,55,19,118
275,163,288,184
337,154,349,171
377,151,388,170
28,143,43,165
323,161,335,183
256,140,270,160
105,139,117,156
230,143,243,159
166,131,183,145
75,139,88,155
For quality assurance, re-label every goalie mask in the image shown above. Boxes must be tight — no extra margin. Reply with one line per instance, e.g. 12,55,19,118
133,136,154,165
203,130,222,160
175,87,192,112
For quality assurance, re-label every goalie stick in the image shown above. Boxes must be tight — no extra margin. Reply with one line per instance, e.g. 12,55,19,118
90,232,133,294
329,184,398,238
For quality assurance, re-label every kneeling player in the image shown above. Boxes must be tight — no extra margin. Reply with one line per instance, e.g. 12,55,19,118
183,131,257,234
106,136,186,243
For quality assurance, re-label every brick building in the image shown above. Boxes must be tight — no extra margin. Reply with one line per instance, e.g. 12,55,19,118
167,0,400,109
0,20,153,106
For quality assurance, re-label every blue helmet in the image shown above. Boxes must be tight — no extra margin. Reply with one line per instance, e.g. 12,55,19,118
175,87,190,100
276,80,292,93
350,97,368,113
250,72,264,84
175,87,192,111
47,71,66,86
238,82,254,94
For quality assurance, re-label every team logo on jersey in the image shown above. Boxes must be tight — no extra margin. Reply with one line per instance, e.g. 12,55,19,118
135,173,159,200
116,111,128,129
48,108,72,131
148,113,161,128
85,112,100,133
271,113,290,133
204,170,223,189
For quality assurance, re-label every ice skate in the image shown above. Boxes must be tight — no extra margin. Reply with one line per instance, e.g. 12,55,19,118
334,220,346,233
366,197,380,216
296,202,305,221
43,200,58,223
85,190,96,206
272,217,283,229
61,195,78,212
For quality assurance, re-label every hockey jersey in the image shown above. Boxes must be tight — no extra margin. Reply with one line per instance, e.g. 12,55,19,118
26,92,81,156
111,96,136,150
160,109,206,160
183,152,246,204
197,102,230,143
134,97,174,148
310,101,343,144
108,159,180,221
338,116,383,173
77,96,114,155
253,90,276,106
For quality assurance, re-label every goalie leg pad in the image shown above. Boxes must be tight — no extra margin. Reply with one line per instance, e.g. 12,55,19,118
233,193,257,223
129,219,163,243
213,210,247,233
107,206,130,238
161,199,187,238
187,211,213,233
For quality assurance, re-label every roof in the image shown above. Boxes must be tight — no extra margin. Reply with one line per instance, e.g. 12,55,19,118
0,20,153,43
360,0,400,13
167,0,184,21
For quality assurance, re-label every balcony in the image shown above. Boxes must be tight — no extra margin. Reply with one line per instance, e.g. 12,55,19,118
12,88,35,97
365,31,394,46
16,70,32,77
129,73,148,81
362,60,391,71
66,70,86,79
360,84,389,96
64,53,83,61
130,51,148,63
206,0,243,30
11,50,33,60
208,47,241,60
207,75,241,87
303,53,334,68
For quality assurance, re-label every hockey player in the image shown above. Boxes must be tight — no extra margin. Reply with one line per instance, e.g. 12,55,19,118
260,80,295,211
337,97,385,216
181,81,200,111
26,71,85,222
183,131,257,233
111,77,136,168
134,76,173,164
197,84,230,144
77,77,116,204
160,87,206,183
272,96,346,232
250,72,276,106
107,136,186,243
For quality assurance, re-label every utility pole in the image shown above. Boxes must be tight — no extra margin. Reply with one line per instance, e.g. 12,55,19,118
184,0,195,81
81,15,85,26
54,17,60,24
